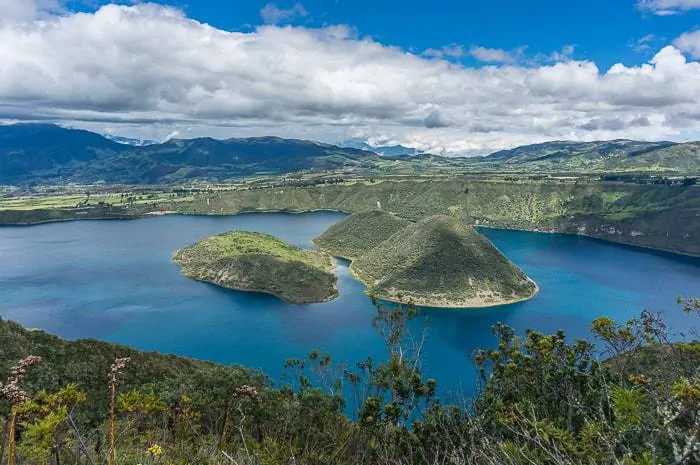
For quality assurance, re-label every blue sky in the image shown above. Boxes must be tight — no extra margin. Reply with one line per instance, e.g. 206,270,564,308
1,0,700,154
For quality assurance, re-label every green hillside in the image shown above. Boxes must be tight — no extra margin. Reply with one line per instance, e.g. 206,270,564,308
613,142,700,173
312,210,410,260
0,318,260,428
351,215,537,307
173,231,338,304
478,139,700,173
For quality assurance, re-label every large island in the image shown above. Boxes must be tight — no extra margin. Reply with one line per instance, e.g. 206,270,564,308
173,231,338,304
315,211,538,308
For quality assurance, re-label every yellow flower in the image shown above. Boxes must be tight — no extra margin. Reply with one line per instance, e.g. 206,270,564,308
147,443,163,457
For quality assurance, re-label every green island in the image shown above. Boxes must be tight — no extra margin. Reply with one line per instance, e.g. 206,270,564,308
315,212,537,307
172,231,338,304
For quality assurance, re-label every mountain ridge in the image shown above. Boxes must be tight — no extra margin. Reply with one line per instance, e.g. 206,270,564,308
2,123,699,184
0,123,379,184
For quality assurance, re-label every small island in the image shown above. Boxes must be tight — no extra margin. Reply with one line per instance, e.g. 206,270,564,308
315,212,538,308
312,210,410,260
173,231,338,304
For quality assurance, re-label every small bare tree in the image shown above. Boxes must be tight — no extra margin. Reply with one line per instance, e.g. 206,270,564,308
0,356,42,465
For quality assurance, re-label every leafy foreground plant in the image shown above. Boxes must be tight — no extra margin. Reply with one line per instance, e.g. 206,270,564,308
0,298,698,465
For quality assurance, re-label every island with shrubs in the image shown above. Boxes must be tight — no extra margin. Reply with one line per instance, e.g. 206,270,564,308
314,211,538,307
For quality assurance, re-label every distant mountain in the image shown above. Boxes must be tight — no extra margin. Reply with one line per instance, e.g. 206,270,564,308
0,124,378,184
0,124,129,183
1,124,698,185
339,139,421,156
480,139,698,172
103,134,157,146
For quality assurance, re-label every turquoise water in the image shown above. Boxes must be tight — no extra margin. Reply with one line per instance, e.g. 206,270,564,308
0,212,698,398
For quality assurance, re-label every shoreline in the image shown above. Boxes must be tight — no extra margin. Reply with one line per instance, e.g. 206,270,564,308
3,207,699,259
179,270,340,305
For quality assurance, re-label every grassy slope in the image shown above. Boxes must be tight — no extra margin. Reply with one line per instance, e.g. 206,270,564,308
173,231,338,304
2,179,699,256
312,210,410,260
613,142,700,173
351,215,537,307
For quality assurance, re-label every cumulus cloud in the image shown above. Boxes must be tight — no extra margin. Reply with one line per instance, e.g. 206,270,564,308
675,29,700,58
637,0,700,15
0,3,700,155
260,2,307,25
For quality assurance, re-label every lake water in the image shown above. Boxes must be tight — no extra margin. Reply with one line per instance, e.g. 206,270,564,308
1,212,698,399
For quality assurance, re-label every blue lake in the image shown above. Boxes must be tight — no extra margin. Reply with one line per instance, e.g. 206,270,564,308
0,212,698,398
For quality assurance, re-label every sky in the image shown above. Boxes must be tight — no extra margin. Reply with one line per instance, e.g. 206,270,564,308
1,1,700,155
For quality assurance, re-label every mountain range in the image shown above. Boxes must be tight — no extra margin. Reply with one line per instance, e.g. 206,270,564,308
1,123,698,185
0,124,378,184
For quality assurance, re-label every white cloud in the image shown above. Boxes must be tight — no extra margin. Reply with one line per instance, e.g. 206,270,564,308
675,29,700,59
468,46,519,63
637,0,700,15
260,3,307,25
0,3,700,155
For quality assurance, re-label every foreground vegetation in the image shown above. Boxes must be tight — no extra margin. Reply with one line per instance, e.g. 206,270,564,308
173,231,337,304
2,177,699,257
0,298,698,464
